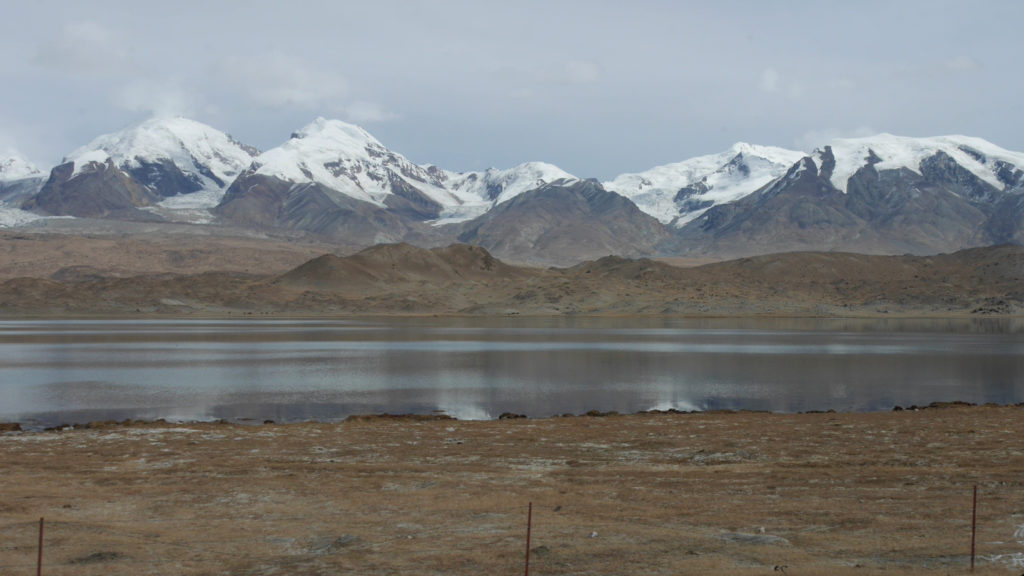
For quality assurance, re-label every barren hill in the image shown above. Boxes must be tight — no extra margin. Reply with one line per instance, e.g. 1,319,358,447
0,238,1021,317
273,243,523,293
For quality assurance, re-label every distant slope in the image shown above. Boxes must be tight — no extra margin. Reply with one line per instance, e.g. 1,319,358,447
604,142,805,226
0,151,46,226
671,136,1024,258
215,118,578,237
25,117,258,222
273,242,525,292
2,242,1022,317
24,159,164,220
454,180,669,266
11,117,1024,263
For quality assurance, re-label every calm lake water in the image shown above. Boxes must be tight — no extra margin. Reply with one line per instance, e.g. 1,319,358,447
2,317,1023,428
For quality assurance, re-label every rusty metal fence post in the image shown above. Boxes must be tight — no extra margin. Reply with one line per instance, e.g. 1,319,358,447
524,502,532,576
971,485,977,572
37,517,44,576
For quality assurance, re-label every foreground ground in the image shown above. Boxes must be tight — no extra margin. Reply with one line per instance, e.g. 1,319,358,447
3,406,1024,575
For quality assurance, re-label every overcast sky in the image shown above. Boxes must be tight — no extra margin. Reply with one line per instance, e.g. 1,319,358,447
1,0,1021,180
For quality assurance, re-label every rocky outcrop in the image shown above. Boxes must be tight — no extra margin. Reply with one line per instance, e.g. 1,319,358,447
24,160,163,220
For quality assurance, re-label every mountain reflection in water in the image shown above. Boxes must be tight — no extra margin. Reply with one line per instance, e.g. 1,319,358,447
1,317,1022,428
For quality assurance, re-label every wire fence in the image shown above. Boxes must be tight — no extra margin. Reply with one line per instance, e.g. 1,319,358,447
4,494,1024,575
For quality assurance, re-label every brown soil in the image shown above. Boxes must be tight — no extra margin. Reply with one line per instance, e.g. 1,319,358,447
2,406,1023,575
2,238,1023,317
0,229,346,281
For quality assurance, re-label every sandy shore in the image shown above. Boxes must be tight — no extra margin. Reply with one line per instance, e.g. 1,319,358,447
2,406,1024,575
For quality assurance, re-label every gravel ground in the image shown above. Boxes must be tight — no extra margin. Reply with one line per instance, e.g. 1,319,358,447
2,406,1024,575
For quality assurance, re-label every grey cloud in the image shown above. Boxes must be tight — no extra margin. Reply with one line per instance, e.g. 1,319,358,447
32,20,132,75
1,1,1023,180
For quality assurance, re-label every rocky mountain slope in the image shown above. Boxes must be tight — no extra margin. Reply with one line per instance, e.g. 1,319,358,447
671,135,1024,258
452,179,670,265
604,142,806,226
214,118,579,247
24,117,258,222
8,117,1024,263
0,152,45,226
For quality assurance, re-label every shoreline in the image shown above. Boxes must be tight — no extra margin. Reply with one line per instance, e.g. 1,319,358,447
2,309,1024,319
1,399,1011,435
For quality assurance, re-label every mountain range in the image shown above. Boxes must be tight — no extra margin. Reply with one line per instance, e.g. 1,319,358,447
5,117,1024,264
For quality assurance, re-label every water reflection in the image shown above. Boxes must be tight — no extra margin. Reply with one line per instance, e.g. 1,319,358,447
1,317,1023,428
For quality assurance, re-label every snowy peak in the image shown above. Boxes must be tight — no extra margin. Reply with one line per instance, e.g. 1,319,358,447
0,150,47,228
434,162,578,224
286,117,386,160
249,117,452,208
65,116,258,203
0,151,42,182
446,162,576,204
244,118,578,224
817,134,1024,194
604,142,805,226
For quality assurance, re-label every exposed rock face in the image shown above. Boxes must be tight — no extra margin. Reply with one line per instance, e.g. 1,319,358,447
24,160,163,220
985,191,1024,245
19,117,259,221
604,143,806,227
62,117,258,203
0,152,45,209
672,143,1022,258
671,158,864,257
0,176,44,205
215,173,428,245
214,118,578,236
125,157,208,198
12,119,1024,262
454,180,670,266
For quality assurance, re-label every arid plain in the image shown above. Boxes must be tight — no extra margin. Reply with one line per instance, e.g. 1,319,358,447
3,406,1024,575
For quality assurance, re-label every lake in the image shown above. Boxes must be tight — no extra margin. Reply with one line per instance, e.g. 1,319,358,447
1,317,1023,428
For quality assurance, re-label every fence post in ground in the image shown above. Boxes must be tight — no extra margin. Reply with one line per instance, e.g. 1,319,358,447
524,502,533,576
971,485,977,572
37,517,44,576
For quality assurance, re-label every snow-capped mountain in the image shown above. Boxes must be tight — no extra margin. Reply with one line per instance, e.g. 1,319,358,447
12,114,1024,263
0,151,47,227
671,134,1024,258
57,117,259,220
604,143,806,227
0,151,42,182
216,118,578,241
439,162,577,224
235,117,577,224
814,133,1024,196
246,117,450,208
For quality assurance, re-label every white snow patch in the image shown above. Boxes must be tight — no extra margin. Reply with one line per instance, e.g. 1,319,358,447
820,133,1024,193
253,117,455,208
0,152,42,181
604,143,806,226
0,207,46,227
66,116,256,192
252,118,577,223
69,150,111,179
435,162,578,224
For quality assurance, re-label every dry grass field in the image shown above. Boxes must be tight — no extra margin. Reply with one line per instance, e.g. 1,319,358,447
3,406,1024,575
